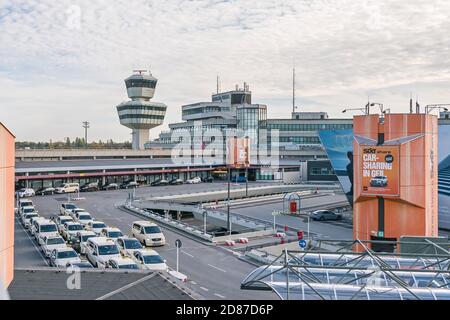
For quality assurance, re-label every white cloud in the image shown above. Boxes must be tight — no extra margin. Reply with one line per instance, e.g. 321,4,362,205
1,0,450,140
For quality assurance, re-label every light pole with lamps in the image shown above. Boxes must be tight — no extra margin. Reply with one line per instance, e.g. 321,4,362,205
425,104,449,114
341,107,367,115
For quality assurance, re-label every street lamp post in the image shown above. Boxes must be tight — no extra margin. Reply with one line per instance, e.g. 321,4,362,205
227,166,231,235
341,107,367,115
82,121,90,149
425,104,450,114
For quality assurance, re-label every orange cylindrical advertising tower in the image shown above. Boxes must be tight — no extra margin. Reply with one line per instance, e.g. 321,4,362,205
353,114,438,252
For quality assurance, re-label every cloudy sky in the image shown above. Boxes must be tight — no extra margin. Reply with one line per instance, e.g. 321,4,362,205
1,0,450,142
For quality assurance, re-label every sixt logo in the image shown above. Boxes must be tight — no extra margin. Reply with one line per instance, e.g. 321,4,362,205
363,148,376,154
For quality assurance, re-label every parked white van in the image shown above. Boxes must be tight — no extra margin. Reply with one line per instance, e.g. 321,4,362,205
85,237,121,268
55,183,80,194
131,221,166,247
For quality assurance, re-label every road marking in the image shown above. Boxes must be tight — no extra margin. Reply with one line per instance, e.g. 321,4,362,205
214,293,226,299
200,286,209,292
15,217,49,266
208,264,226,273
181,250,194,258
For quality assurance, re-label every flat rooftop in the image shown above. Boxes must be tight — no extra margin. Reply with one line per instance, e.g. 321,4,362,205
8,268,196,300
15,159,304,173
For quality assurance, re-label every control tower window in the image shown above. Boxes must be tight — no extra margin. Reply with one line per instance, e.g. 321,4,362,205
231,93,251,105
125,79,157,89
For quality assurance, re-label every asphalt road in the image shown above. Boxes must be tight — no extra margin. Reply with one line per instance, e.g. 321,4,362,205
232,194,354,240
15,182,280,300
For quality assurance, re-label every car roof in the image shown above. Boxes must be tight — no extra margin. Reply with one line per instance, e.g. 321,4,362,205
88,237,116,245
90,220,105,224
44,235,64,240
136,249,159,256
19,199,33,203
54,247,75,252
65,221,82,225
133,221,157,227
109,257,136,264
77,230,96,236
104,227,121,231
37,219,55,225
22,206,35,209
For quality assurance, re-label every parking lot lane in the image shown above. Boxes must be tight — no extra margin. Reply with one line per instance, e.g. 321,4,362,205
14,217,49,267
29,188,276,300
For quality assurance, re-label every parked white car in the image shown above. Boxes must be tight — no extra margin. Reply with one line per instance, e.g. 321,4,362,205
84,237,121,268
17,188,35,198
21,212,39,229
132,249,168,272
55,183,80,194
53,215,74,233
20,205,37,220
59,203,77,215
33,219,58,240
49,247,81,267
16,199,34,214
100,227,124,239
131,221,166,247
106,257,139,270
115,237,143,258
71,231,97,255
186,177,202,184
61,222,85,243
86,221,107,235
68,208,86,219
40,235,67,257
29,216,47,234
74,212,93,226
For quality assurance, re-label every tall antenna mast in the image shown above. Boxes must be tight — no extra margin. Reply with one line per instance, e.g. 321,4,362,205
292,66,296,114
217,75,219,94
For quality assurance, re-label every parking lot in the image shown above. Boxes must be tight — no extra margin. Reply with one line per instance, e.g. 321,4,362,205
15,182,279,300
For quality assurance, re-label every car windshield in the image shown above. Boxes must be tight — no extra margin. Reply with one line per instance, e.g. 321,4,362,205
78,215,91,220
123,239,143,249
143,226,161,234
25,213,38,219
143,255,164,264
57,250,77,259
98,245,119,255
60,218,72,223
374,176,385,179
21,202,33,207
47,238,65,245
81,235,96,242
92,223,106,228
41,225,57,233
23,208,35,213
68,224,84,231
119,264,139,270
108,231,123,238
65,204,77,210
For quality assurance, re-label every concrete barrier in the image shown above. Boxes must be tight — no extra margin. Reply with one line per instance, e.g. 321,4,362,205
213,229,273,244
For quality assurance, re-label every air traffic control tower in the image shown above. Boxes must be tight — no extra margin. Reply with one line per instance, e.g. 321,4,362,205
116,70,167,150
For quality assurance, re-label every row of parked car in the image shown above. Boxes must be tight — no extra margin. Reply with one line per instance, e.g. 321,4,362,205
16,176,215,198
16,199,169,271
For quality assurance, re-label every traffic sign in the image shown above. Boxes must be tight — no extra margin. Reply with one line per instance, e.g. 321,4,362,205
299,240,307,248
175,239,182,249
